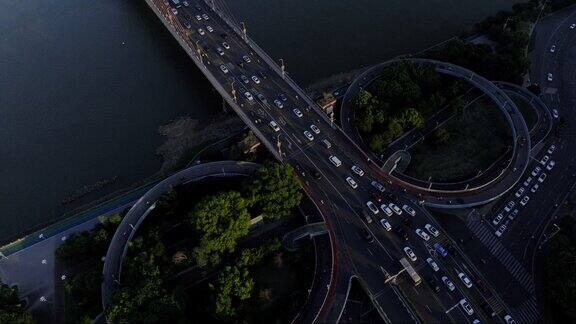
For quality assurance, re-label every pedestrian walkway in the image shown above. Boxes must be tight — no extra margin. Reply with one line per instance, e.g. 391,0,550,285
465,220,539,323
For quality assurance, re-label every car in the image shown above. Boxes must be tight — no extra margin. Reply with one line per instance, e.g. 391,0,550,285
351,165,364,177
515,187,525,198
508,209,519,220
460,299,474,316
548,144,556,154
243,91,253,101
182,0,189,6
442,276,455,291
250,76,261,84
364,212,373,224
219,64,229,74
550,45,557,52
404,247,417,261
366,201,379,214
380,219,392,231
425,224,440,237
303,131,314,141
548,73,553,81
531,183,539,193
426,257,439,271
403,204,416,216
531,166,541,177
312,169,322,179
402,218,413,228
269,121,280,132
371,180,385,192
547,160,556,171
416,229,430,241
504,201,515,212
380,204,393,217
553,109,559,118
322,139,332,149
346,176,358,189
216,47,224,56
493,213,504,226
195,14,202,21
458,272,473,288
171,8,178,14
427,277,441,293
396,227,409,241
206,25,214,32
293,108,303,118
538,173,547,183
242,55,251,63
540,155,550,165
359,228,374,243
202,13,209,20
504,315,516,324
329,155,341,167
495,224,506,237
310,125,320,134
183,21,192,29
476,279,488,294
273,99,284,108
279,93,288,101
480,302,496,317
523,177,533,187
197,28,205,35
389,203,402,215
520,195,530,206
222,42,230,49
256,93,266,103
239,75,249,84
571,23,576,29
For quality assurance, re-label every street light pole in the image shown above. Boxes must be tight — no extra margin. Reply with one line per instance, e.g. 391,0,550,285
231,81,237,102
195,40,203,64
241,21,247,39
279,58,285,77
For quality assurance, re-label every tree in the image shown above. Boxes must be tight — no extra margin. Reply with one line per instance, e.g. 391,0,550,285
356,106,374,133
369,134,385,153
400,108,424,129
0,281,34,324
354,89,373,108
432,128,450,146
210,265,254,319
244,163,303,221
189,191,251,266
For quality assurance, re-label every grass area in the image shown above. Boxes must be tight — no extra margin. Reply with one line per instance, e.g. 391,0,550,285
405,95,512,182
508,93,538,131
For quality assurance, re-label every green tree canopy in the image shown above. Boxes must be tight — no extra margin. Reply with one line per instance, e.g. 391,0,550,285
0,282,34,324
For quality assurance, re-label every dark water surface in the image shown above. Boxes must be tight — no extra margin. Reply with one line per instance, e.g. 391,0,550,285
0,0,518,239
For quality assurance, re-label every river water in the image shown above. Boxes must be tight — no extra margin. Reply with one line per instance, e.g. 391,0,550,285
0,0,518,240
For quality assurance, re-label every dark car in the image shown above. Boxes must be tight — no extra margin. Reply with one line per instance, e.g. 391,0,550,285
480,302,496,317
387,192,399,201
279,93,288,101
395,227,409,241
312,168,322,180
220,33,228,39
427,277,440,293
370,191,383,203
446,243,458,256
402,217,413,228
476,279,488,293
359,228,374,243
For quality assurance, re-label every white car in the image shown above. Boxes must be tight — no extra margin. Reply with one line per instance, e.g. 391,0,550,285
239,75,249,83
520,195,530,206
548,73,553,81
366,201,379,214
415,229,430,241
540,155,550,166
493,213,504,226
182,0,189,6
504,315,516,324
547,144,556,154
538,173,547,183
504,201,515,212
550,45,556,53
171,8,178,15
371,180,385,192
346,176,358,189
458,272,473,288
310,124,320,134
531,183,539,193
531,166,541,177
222,42,230,49
216,47,224,56
380,204,393,217
424,224,440,237
206,25,214,32
571,23,576,29
273,99,284,108
496,224,507,237
243,91,253,101
351,165,365,177
389,203,402,215
442,276,455,291
219,64,229,74
197,28,205,35
460,299,474,316
402,204,416,216
242,55,251,63
269,121,280,132
515,187,525,198
380,219,392,231
404,247,417,261
553,109,559,119
303,130,314,141
202,13,209,20
329,155,342,167
547,160,555,171
251,76,260,84
426,257,439,271
523,177,533,187
293,108,303,118
195,14,202,21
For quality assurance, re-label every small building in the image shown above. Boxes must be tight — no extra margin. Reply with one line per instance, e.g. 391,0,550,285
317,92,336,115
239,131,261,154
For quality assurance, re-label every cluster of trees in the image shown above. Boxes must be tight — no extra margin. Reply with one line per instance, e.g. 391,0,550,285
545,216,576,322
354,62,465,153
0,281,34,324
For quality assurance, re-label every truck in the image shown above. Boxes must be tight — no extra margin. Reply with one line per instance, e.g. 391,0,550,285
400,257,421,286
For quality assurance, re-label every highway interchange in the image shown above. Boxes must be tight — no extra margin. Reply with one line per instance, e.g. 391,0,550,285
104,0,576,323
